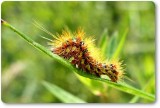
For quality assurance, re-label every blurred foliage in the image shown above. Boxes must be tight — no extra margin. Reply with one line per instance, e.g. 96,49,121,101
1,1,155,103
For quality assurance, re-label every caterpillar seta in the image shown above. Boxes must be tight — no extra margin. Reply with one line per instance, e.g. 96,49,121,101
34,21,123,82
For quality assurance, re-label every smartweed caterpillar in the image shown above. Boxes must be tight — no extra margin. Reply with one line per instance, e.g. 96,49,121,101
34,21,123,82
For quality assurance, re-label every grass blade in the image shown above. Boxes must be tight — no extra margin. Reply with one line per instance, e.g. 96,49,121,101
107,31,118,59
42,81,86,103
1,19,155,101
112,28,128,59
98,29,108,55
1,19,70,68
129,75,155,103
74,68,155,101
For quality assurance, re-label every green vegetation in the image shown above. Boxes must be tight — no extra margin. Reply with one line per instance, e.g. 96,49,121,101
1,1,155,103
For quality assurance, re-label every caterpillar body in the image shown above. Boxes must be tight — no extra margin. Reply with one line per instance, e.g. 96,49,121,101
48,29,123,82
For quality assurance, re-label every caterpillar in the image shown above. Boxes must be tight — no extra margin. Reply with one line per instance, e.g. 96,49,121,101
34,21,123,82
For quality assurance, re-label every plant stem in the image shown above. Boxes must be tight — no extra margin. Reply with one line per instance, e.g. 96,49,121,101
1,19,155,101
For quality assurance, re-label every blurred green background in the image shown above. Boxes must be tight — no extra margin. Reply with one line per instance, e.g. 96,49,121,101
1,1,155,103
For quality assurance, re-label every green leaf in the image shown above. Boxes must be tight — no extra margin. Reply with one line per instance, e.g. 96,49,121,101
74,68,155,101
112,28,128,59
42,81,86,103
98,29,109,55
129,75,155,103
1,19,155,101
107,31,118,59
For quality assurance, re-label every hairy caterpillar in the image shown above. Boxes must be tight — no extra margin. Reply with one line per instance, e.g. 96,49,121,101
34,21,123,82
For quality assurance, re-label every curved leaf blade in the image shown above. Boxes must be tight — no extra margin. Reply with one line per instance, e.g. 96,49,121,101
42,81,86,103
1,19,155,101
